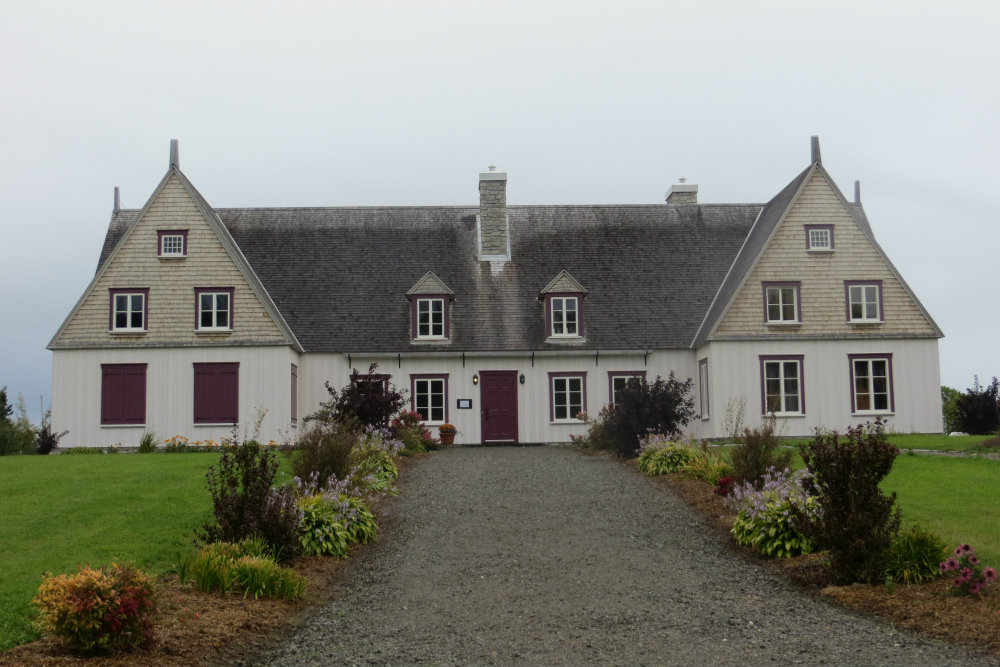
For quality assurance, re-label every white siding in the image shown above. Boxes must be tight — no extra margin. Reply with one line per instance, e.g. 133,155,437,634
694,339,941,438
52,346,301,448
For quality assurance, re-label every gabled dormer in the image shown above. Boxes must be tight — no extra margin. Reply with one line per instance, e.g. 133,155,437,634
540,270,587,342
406,271,455,343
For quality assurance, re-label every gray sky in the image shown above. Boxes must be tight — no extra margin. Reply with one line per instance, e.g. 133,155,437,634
2,1,997,423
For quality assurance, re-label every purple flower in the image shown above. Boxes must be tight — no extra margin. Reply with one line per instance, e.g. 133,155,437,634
942,557,960,571
955,543,973,557
984,567,998,583
954,578,965,588
968,555,980,566
969,581,981,595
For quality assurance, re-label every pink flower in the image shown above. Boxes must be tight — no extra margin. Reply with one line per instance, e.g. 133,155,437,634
954,578,965,588
942,557,960,571
969,582,982,595
969,555,980,566
984,567,998,583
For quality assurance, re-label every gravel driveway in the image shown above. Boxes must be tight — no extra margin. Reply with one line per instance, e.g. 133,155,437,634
255,446,993,666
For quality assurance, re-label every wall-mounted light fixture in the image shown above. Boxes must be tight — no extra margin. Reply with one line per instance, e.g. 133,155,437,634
519,374,525,385
473,373,479,385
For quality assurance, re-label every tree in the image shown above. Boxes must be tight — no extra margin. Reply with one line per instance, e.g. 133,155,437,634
604,373,695,458
308,363,406,430
0,386,12,424
941,386,961,434
955,376,1000,435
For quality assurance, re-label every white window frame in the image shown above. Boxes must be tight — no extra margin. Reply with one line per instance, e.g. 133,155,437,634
197,289,233,331
608,371,646,408
760,356,804,416
850,355,894,414
416,298,445,339
412,375,448,424
698,359,710,419
550,373,585,421
846,282,882,323
805,225,834,252
764,283,800,324
160,234,185,256
550,296,579,337
111,290,147,332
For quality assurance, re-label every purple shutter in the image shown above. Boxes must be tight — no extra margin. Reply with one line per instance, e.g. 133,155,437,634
193,362,239,424
101,364,147,425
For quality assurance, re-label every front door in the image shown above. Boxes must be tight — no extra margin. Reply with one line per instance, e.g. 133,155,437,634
479,371,518,443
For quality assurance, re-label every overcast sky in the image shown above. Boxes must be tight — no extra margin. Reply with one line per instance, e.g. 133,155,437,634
2,1,997,423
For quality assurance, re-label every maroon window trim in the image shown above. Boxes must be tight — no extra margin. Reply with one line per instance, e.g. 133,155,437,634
410,374,449,423
109,288,149,331
548,371,587,421
411,295,451,339
848,353,895,413
844,280,884,322
195,287,235,330
762,281,802,324
101,363,147,425
607,371,646,407
157,230,188,257
758,354,805,415
193,362,239,425
804,224,834,250
545,293,585,338
291,364,298,425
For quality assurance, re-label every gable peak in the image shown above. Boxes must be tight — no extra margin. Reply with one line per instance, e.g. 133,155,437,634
540,269,588,296
407,271,455,297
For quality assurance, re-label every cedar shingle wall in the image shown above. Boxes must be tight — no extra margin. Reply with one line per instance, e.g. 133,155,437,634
714,172,938,337
53,175,288,347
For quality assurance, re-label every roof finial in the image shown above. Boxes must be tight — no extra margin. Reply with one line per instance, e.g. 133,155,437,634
810,135,822,164
488,164,497,172
113,186,120,214
169,139,179,169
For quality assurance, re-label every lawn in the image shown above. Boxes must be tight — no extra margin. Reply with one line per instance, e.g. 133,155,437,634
0,454,223,652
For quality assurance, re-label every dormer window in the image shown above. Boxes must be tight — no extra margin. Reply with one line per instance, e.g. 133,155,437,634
407,272,455,343
157,230,188,257
540,270,587,342
805,225,833,252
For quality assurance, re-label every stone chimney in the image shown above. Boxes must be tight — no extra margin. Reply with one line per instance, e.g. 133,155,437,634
666,178,698,204
478,165,509,259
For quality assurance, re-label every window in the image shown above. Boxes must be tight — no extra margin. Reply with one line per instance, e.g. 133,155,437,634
157,230,188,257
413,297,448,339
805,225,834,251
110,288,148,332
290,364,298,425
193,362,239,424
549,372,586,421
550,296,579,337
411,374,448,423
764,282,800,324
101,364,146,425
850,354,893,413
608,371,646,407
846,281,882,322
760,355,804,415
698,359,710,419
196,288,233,330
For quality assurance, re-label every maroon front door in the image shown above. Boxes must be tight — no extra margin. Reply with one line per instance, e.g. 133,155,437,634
479,371,518,443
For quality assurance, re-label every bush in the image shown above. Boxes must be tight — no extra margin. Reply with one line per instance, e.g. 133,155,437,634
955,376,1000,435
682,446,734,485
795,419,902,584
309,363,406,429
884,526,948,585
391,410,437,454
33,563,157,654
714,476,737,497
0,392,37,455
137,432,159,454
730,418,793,488
940,544,998,596
569,406,615,451
346,434,400,499
636,434,696,475
727,468,818,558
178,537,306,600
604,373,695,458
201,435,303,560
290,420,361,486
294,475,379,556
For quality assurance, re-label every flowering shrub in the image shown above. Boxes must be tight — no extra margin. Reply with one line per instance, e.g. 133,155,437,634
33,563,157,654
569,406,615,451
940,544,998,596
294,474,378,556
636,434,696,475
726,468,818,558
714,476,737,496
392,411,438,454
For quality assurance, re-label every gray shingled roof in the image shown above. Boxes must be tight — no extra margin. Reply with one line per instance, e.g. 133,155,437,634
99,203,761,352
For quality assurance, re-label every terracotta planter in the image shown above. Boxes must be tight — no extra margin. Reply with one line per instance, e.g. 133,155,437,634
439,431,456,446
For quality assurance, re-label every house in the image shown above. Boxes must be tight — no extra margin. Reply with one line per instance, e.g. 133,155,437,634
48,138,944,447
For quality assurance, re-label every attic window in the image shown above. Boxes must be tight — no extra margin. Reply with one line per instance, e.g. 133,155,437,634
805,225,833,252
411,295,451,341
545,294,584,340
158,230,188,258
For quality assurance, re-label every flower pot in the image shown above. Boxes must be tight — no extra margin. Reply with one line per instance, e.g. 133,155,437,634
439,431,456,446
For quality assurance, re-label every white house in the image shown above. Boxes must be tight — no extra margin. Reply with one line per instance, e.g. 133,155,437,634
48,138,943,447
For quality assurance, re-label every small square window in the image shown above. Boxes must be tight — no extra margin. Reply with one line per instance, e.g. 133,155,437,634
805,225,834,251
157,230,188,257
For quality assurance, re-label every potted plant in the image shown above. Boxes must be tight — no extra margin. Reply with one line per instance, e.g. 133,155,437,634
438,423,457,446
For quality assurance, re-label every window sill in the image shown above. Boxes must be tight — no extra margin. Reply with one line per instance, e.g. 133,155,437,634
194,422,238,427
157,255,187,260
765,321,801,327
550,419,585,425
545,336,585,344
852,411,894,417
411,338,451,344
101,423,146,428
806,248,833,254
847,321,883,326
109,330,147,336
195,329,233,335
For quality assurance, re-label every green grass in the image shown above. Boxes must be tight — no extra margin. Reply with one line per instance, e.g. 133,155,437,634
884,454,1000,567
0,454,223,651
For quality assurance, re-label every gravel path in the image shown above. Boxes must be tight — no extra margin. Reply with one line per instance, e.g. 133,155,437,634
255,446,994,666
